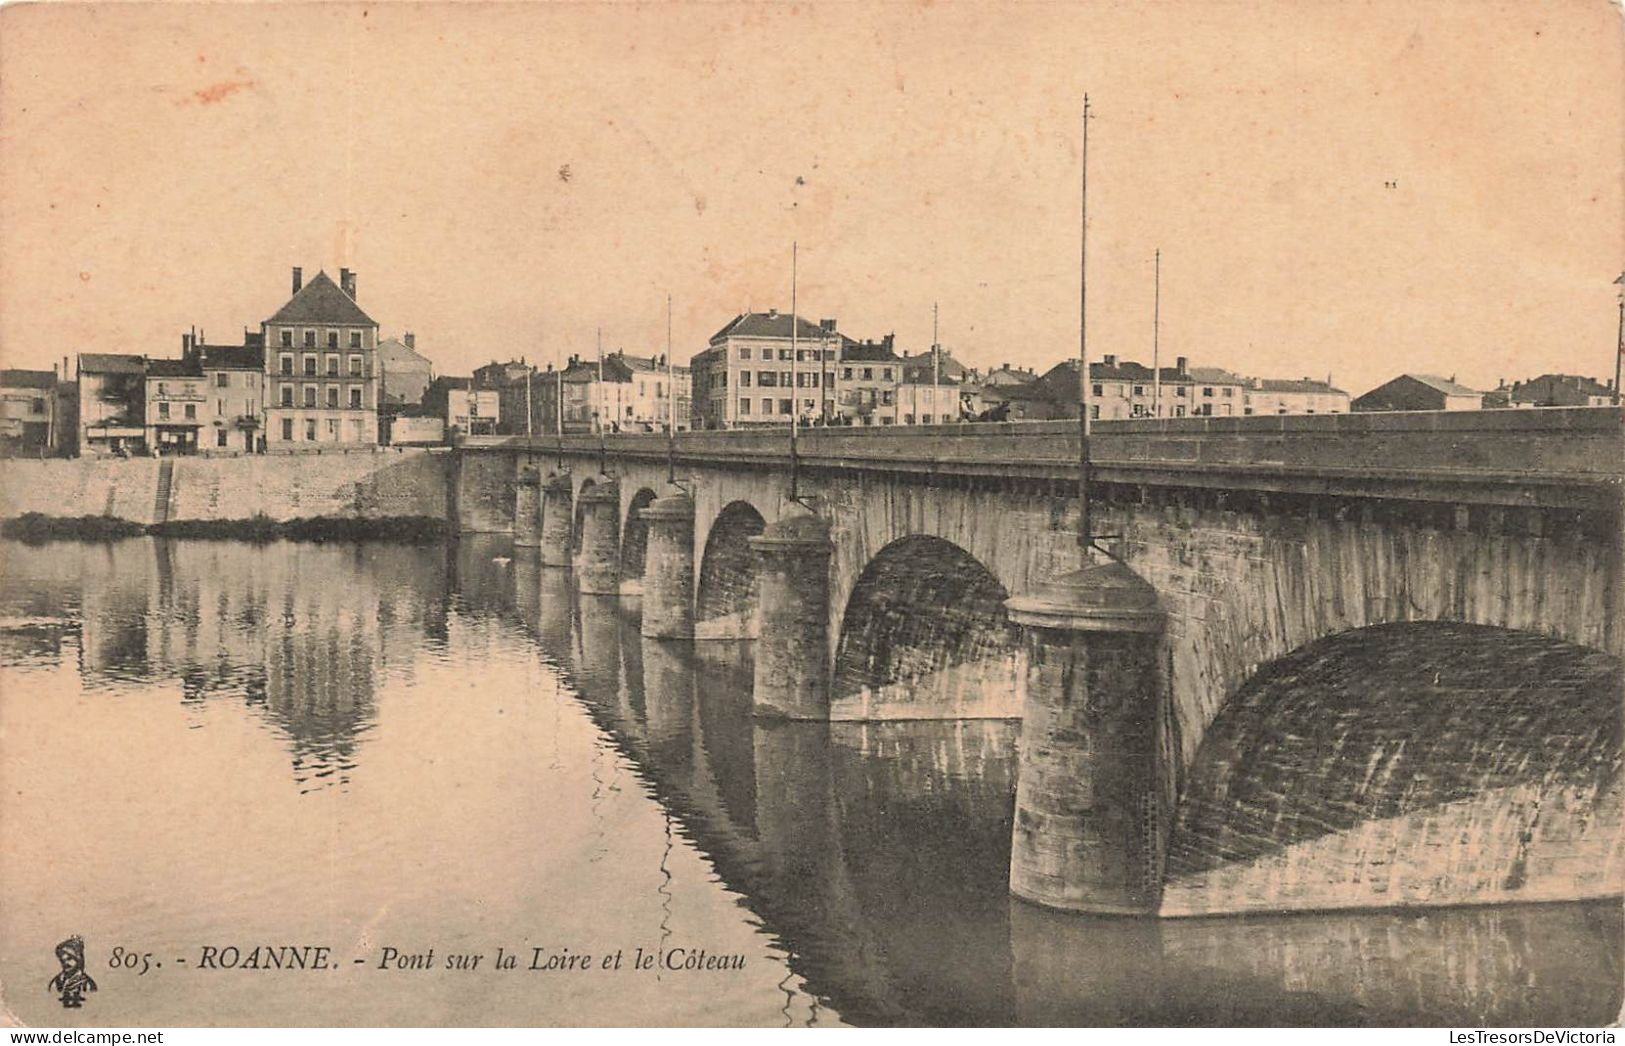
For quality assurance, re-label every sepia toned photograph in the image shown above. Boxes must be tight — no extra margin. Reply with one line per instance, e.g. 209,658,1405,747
0,0,1620,1030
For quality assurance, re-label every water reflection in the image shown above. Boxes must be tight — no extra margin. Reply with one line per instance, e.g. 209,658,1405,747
1,537,1618,1027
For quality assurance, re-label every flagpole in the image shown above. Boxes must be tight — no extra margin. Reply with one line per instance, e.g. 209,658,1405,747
1152,248,1161,419
789,242,800,503
666,294,676,484
1614,272,1624,407
596,327,606,474
932,301,940,425
1077,94,1093,550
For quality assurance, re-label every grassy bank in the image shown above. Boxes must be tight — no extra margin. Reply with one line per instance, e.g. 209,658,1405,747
2,512,452,545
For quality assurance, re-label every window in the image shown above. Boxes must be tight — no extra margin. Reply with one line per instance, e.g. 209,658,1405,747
882,368,893,381
327,387,339,408
184,404,196,420
157,382,168,395
739,346,751,360
739,398,751,415
280,331,293,348
740,371,752,387
778,398,792,415
216,430,229,448
904,413,915,425
1174,406,1186,417
761,398,772,415
281,386,293,407
280,355,293,376
281,418,293,441
326,331,338,349
303,330,316,348
349,356,362,377
778,348,792,361
349,388,362,408
158,402,170,419
328,419,340,439
350,331,362,349
348,419,364,441
862,368,873,380
326,355,339,376
1222,387,1234,397
1132,385,1145,396
303,356,317,376
1090,404,1100,419
843,367,853,380
880,416,894,425
1176,386,1187,398
1203,387,1214,397
305,419,317,440
216,372,230,388
758,371,775,387
304,387,317,407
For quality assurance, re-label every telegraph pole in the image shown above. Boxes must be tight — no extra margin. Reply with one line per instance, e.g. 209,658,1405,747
1614,272,1624,406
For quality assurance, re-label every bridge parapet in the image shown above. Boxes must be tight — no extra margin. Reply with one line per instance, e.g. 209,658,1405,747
465,406,1622,510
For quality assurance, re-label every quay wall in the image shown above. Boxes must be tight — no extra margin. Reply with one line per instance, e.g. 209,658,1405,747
0,449,451,525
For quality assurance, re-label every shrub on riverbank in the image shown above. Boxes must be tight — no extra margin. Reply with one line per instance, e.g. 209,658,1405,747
2,513,452,544
1,513,146,543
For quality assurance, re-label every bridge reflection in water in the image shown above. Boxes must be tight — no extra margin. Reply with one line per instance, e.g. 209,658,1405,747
506,541,1621,1027
1,534,1616,1026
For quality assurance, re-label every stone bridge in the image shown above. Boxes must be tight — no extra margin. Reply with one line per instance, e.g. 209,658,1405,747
454,407,1623,918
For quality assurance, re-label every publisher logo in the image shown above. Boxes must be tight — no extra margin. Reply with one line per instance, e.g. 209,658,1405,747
49,936,98,1009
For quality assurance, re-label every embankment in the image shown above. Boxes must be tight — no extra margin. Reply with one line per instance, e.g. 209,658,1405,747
0,450,452,535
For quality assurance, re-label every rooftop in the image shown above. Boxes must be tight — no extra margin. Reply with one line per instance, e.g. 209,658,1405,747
78,353,146,375
266,270,375,327
711,311,840,343
197,343,264,370
0,368,56,389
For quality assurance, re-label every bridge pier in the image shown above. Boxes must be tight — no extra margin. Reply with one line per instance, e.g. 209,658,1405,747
1006,560,1169,915
639,487,695,639
576,476,622,594
539,471,574,568
514,466,542,547
748,507,833,720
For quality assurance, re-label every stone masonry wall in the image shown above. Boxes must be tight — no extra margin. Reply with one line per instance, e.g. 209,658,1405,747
1,450,450,525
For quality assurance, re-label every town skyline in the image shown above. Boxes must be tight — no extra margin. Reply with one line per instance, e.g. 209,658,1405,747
1,3,1620,398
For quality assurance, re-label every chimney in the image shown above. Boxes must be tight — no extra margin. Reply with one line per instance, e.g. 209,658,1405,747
404,332,415,350
182,333,193,355
1176,356,1189,376
767,308,779,319
820,318,837,332
340,268,356,299
1103,353,1116,367
292,267,303,295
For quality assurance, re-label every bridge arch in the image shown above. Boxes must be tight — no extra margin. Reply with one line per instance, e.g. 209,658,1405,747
695,500,767,639
831,536,1021,719
1159,621,1623,916
620,487,658,581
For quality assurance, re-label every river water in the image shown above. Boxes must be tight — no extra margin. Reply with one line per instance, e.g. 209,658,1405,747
0,536,1618,1027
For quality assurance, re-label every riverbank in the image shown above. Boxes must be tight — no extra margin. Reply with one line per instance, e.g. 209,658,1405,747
2,511,451,544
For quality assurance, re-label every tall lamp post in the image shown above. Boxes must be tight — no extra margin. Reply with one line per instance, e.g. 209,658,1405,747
1613,272,1623,406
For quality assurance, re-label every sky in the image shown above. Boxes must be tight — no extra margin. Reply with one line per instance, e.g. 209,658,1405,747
1,1,1620,397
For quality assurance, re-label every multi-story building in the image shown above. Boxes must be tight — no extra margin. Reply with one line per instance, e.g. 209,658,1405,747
0,368,59,456
982,363,1039,388
896,348,980,424
1507,373,1616,408
196,338,265,453
1241,377,1349,415
76,353,147,457
145,357,207,455
1353,374,1482,412
262,267,380,449
690,311,842,429
378,333,434,408
424,377,499,438
835,335,901,426
1040,356,1248,419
